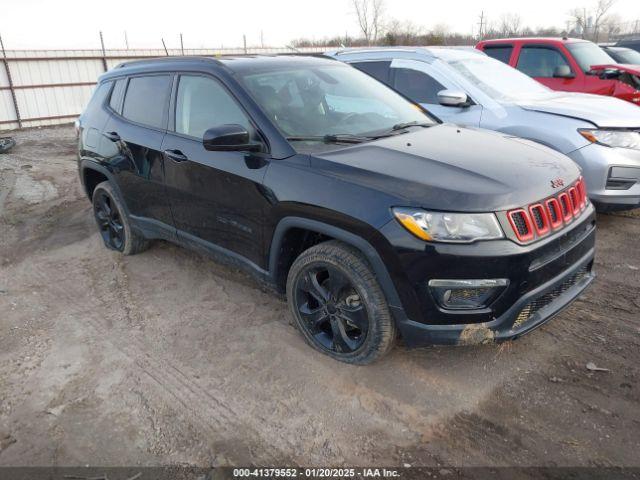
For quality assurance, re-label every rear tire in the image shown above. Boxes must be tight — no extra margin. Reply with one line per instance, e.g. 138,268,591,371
92,181,149,255
286,240,396,364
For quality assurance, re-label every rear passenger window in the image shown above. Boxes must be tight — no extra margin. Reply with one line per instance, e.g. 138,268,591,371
393,68,446,104
175,75,250,139
516,47,571,78
109,78,127,113
122,75,171,129
483,45,513,64
352,61,392,86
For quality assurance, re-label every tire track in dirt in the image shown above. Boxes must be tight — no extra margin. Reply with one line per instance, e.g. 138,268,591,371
23,244,299,465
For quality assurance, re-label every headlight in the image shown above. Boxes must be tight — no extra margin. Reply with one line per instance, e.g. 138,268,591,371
392,208,504,243
579,129,640,150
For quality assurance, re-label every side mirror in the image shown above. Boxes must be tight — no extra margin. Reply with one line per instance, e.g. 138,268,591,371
553,65,575,79
437,89,469,107
203,124,262,152
594,68,621,79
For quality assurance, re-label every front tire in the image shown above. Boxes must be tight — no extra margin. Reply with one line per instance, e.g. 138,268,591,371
92,181,148,255
286,240,396,364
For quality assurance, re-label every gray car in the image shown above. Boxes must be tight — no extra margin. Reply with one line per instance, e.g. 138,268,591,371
328,47,640,210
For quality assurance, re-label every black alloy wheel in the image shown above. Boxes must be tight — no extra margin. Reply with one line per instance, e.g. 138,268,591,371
294,264,369,354
93,190,125,251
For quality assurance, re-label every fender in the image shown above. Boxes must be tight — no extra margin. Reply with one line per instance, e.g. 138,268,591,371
79,159,124,204
268,216,406,317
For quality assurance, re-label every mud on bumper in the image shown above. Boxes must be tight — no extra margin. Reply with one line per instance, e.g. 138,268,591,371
395,248,595,347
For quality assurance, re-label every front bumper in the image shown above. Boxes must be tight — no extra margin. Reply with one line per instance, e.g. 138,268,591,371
568,143,640,208
395,249,594,346
379,205,596,347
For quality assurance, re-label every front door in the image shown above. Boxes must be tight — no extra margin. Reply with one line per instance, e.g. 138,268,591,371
514,45,581,92
161,73,271,268
389,59,482,127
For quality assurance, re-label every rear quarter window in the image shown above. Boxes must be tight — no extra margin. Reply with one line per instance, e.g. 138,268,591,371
108,78,127,113
121,75,171,129
483,45,513,64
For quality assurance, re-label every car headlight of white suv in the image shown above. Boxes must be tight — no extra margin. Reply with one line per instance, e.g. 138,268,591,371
579,129,640,150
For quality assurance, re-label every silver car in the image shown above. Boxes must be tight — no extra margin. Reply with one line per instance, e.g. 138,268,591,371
328,47,640,210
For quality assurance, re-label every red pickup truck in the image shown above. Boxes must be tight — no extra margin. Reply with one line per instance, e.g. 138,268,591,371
476,37,640,105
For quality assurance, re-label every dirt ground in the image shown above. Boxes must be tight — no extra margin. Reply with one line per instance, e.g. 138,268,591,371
0,126,639,469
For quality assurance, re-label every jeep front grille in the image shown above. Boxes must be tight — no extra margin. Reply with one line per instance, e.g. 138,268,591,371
507,177,587,243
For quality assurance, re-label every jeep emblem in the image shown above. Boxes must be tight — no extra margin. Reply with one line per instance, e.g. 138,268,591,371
550,178,565,189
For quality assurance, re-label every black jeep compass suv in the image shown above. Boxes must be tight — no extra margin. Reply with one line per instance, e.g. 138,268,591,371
77,55,595,364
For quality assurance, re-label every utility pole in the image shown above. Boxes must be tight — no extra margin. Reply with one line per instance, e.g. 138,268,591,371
180,33,184,55
477,11,486,40
260,30,264,48
161,38,168,56
124,31,129,49
243,34,247,54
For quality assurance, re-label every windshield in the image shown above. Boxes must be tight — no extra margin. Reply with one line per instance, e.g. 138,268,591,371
239,64,434,139
566,42,615,71
445,56,550,102
612,48,640,64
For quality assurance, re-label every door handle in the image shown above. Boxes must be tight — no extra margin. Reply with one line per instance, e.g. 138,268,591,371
163,149,189,162
103,131,120,142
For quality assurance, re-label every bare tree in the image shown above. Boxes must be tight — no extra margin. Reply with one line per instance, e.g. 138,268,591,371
593,0,617,42
569,0,617,41
498,13,523,36
352,0,385,45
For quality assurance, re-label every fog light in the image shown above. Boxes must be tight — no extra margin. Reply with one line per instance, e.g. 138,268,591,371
428,279,509,310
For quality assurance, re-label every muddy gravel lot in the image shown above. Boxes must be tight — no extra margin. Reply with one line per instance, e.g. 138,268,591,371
0,126,639,469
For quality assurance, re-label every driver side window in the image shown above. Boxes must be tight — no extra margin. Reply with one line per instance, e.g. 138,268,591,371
175,75,250,138
516,47,571,78
392,68,446,104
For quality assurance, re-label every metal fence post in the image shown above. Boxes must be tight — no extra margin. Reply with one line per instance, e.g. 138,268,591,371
0,33,22,129
99,31,108,71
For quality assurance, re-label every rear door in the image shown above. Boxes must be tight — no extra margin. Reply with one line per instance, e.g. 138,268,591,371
161,73,270,268
514,45,581,92
102,74,174,226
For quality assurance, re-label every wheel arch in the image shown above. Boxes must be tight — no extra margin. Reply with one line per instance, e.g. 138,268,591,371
79,160,128,209
268,217,404,314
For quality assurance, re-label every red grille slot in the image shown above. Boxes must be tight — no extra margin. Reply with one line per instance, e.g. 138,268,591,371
577,177,587,208
528,204,550,236
507,209,534,242
558,192,573,222
545,198,563,229
569,187,580,214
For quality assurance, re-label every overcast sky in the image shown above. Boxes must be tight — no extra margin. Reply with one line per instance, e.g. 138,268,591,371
2,0,639,50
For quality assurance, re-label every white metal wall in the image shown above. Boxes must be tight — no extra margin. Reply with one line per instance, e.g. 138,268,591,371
0,47,325,131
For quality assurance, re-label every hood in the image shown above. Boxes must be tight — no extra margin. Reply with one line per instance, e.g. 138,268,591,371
590,63,640,76
515,91,640,128
311,124,580,212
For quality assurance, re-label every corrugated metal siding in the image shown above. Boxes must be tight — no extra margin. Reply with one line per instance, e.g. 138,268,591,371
0,47,325,131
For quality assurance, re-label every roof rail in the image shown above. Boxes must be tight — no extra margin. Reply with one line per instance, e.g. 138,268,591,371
115,55,223,69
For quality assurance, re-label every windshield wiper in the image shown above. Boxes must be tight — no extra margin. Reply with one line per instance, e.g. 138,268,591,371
286,134,372,144
390,121,433,131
